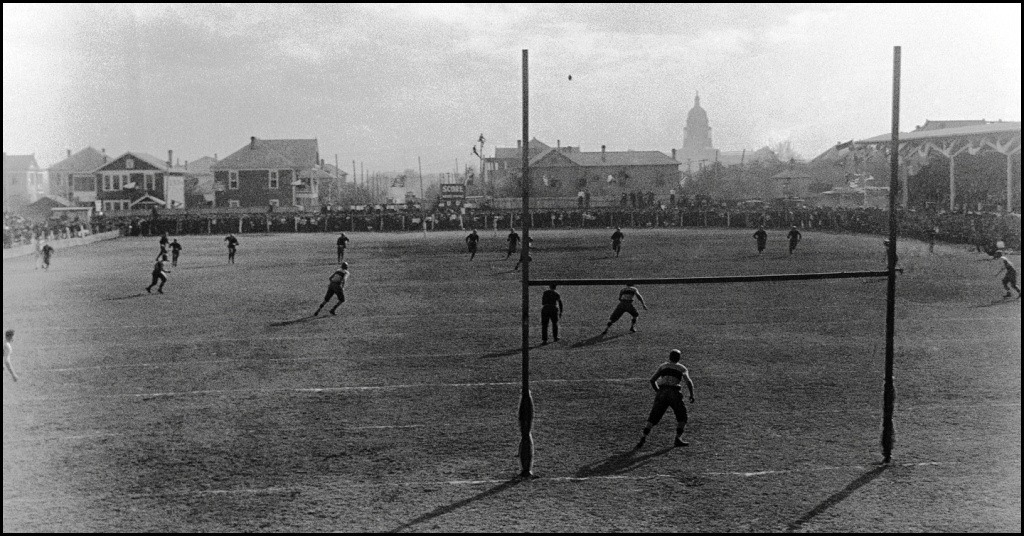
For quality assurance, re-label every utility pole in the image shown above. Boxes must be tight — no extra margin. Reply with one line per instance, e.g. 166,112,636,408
518,48,534,479
419,156,426,236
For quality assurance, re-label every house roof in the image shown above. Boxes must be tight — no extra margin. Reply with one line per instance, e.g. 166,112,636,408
533,148,679,168
28,195,73,209
914,120,990,131
771,170,812,180
213,138,319,170
856,121,1021,145
94,151,169,172
3,154,39,170
48,147,107,173
493,139,553,160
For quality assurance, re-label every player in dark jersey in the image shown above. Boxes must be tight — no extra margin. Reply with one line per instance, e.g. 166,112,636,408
146,258,170,294
40,243,55,270
169,239,183,267
336,233,350,263
611,227,624,257
514,237,533,271
225,234,239,264
465,229,480,260
540,284,563,344
996,251,1021,299
787,225,802,255
601,283,648,335
505,228,521,259
159,232,169,249
753,226,768,255
155,243,169,262
635,349,695,449
315,262,350,316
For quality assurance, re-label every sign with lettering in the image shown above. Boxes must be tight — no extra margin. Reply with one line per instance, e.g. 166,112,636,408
440,183,466,200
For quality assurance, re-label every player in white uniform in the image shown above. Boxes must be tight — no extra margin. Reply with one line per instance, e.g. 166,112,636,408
3,330,17,382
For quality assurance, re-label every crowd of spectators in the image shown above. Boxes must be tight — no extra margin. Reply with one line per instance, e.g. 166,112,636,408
3,212,96,249
8,204,1019,252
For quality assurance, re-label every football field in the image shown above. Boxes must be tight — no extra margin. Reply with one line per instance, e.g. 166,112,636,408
3,228,1020,532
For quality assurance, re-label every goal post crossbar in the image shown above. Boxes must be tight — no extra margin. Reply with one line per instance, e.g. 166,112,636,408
529,270,892,287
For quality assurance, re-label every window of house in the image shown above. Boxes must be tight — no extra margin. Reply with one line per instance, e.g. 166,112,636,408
102,174,111,191
229,171,239,190
103,200,128,211
269,199,280,207
126,157,134,169
228,200,241,208
269,170,279,189
144,173,156,191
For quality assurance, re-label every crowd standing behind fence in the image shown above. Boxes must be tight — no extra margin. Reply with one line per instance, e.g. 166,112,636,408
6,205,1020,252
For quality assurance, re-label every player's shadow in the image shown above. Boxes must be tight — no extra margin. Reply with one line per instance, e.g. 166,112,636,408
104,293,149,301
480,344,544,359
387,478,521,533
574,446,674,478
571,333,626,349
269,315,328,327
976,297,1019,308
785,464,888,532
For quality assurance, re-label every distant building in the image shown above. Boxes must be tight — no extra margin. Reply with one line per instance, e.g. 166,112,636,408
677,93,719,172
715,147,780,168
3,153,46,213
486,138,680,197
768,169,813,199
93,150,184,212
47,147,107,206
212,137,323,210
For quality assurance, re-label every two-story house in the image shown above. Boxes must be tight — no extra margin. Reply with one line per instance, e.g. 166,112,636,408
93,151,184,212
212,137,322,210
47,147,108,206
3,153,46,213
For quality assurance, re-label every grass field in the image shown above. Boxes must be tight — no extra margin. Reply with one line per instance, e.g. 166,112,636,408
3,228,1020,532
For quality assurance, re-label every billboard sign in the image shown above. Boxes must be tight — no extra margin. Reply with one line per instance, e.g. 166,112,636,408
440,183,466,200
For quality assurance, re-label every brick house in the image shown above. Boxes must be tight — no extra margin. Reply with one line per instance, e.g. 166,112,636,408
47,147,107,206
93,151,184,212
3,153,46,213
212,137,322,210
487,139,681,197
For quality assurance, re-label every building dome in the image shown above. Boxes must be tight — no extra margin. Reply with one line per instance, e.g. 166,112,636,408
686,94,709,129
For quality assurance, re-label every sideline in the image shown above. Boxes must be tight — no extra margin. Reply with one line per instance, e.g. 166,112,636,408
3,230,121,259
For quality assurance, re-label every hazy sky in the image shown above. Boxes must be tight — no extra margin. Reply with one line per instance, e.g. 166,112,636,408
3,3,1020,172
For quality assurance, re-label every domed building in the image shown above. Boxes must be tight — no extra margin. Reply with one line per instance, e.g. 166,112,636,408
677,93,720,172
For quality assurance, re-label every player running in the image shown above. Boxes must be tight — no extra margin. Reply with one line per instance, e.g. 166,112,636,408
146,258,170,294
40,242,55,270
315,262,350,316
996,251,1021,299
514,237,533,271
611,227,624,257
225,234,239,264
635,349,695,449
601,282,648,335
505,228,521,259
336,233,350,263
465,229,480,260
753,226,768,255
3,330,17,382
170,239,183,267
787,225,802,255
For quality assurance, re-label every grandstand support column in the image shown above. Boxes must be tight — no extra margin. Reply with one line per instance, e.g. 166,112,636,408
518,49,536,479
882,45,901,465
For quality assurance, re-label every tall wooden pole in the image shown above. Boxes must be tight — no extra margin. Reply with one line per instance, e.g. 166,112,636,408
882,45,901,464
419,156,426,237
1007,154,1014,214
518,49,535,479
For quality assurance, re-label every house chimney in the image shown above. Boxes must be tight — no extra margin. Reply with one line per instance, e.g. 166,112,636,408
168,150,173,168
67,149,72,158
102,148,108,163
214,153,218,162
672,148,677,160
601,145,606,162
517,140,522,149
557,140,561,151
250,136,257,149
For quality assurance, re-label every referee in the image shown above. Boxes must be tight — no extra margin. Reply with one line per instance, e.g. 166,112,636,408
636,349,695,449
